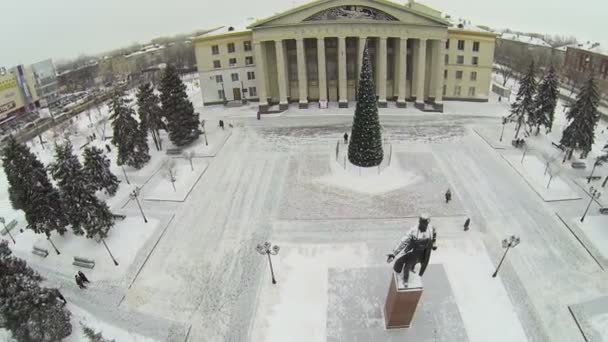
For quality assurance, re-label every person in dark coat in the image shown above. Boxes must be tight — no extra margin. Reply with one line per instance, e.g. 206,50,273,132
464,218,470,231
219,120,224,130
78,271,90,283
75,275,86,289
445,189,452,203
53,289,67,306
105,144,112,153
343,132,349,144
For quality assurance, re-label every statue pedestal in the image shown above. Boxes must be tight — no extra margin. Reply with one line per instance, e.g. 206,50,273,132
384,271,423,329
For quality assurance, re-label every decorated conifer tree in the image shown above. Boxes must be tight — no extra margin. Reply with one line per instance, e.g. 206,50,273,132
159,65,201,146
531,64,559,134
560,75,601,158
137,83,164,150
1,136,68,236
348,43,383,167
110,91,150,169
509,61,537,138
49,141,115,238
83,146,120,196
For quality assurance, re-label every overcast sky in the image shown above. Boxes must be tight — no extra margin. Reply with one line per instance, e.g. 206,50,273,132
1,0,606,67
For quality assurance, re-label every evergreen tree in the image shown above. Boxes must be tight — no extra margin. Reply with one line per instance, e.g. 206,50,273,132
1,136,67,236
509,61,537,138
560,76,601,158
81,323,115,342
0,241,72,342
532,65,559,134
159,65,201,146
110,91,150,169
83,146,120,196
49,141,115,238
136,83,164,150
348,44,383,167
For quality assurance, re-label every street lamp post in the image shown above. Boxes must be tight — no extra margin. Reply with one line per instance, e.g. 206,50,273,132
46,235,61,255
492,235,520,278
499,117,507,142
101,238,119,266
0,217,16,244
256,242,280,284
129,187,148,223
121,165,131,185
587,158,604,184
581,186,601,223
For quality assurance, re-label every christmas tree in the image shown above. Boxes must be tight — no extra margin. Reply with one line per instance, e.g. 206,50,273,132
83,146,120,196
1,136,68,236
531,65,559,134
159,65,201,146
560,75,601,158
110,91,151,169
509,61,537,138
348,43,383,167
137,83,164,150
50,141,115,238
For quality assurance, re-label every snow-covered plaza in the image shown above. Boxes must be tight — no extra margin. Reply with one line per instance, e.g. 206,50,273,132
2,76,608,341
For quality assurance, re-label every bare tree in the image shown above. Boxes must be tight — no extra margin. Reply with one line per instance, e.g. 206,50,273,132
182,151,195,171
546,163,561,189
497,64,514,87
542,151,560,175
162,158,177,192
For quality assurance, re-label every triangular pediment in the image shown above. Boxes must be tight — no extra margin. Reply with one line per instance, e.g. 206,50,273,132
249,0,449,28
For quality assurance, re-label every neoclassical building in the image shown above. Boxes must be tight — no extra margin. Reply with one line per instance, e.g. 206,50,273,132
195,0,496,113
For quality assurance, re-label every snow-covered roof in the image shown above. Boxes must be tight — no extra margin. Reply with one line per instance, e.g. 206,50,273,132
569,41,608,56
447,18,493,34
125,45,165,59
500,33,551,48
198,19,256,39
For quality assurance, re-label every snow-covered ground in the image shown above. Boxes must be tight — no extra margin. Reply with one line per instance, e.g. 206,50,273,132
143,158,209,202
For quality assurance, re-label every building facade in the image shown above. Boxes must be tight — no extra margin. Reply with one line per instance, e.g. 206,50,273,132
562,42,608,97
195,0,496,113
31,59,59,106
0,65,40,126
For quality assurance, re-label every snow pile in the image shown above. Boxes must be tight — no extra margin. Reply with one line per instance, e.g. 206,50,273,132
589,313,608,340
315,156,422,194
66,304,155,342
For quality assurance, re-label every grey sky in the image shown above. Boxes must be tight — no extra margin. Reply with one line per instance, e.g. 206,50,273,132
1,0,606,67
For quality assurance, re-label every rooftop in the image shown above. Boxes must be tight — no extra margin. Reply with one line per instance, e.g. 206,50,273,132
197,18,256,39
500,33,551,48
447,17,493,34
569,41,607,56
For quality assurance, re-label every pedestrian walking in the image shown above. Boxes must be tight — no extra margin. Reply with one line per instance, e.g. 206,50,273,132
75,275,86,289
219,120,225,130
78,271,90,283
344,132,349,144
464,218,470,231
105,144,112,153
445,189,452,203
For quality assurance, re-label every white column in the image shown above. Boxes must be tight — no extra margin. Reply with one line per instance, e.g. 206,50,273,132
415,38,427,107
378,37,388,107
274,39,288,110
296,38,308,108
433,39,445,110
254,41,268,112
338,36,348,108
397,38,408,107
317,37,327,104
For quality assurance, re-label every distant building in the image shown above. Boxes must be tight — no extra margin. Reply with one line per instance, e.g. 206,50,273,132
496,33,564,70
31,59,59,106
0,65,40,127
562,42,608,96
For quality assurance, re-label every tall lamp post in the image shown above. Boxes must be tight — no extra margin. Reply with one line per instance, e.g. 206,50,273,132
101,238,119,266
492,235,520,278
0,217,16,244
581,186,601,223
499,116,508,142
129,187,148,223
256,242,280,284
587,158,604,183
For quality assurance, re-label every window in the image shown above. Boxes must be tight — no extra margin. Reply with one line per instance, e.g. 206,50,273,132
231,73,239,81
457,55,464,64
211,45,219,55
218,89,225,99
247,71,255,80
245,56,254,65
213,60,221,68
468,87,476,96
470,71,477,81
454,85,462,96
227,43,235,53
442,85,447,96
244,41,252,51
456,70,463,79
444,54,449,64
472,56,479,65
473,41,480,52
229,58,237,66
249,87,257,97
457,40,465,50
444,69,448,79
445,39,450,49
215,75,223,83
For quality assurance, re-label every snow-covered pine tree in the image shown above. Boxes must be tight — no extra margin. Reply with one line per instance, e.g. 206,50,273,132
348,43,383,167
0,241,72,342
532,64,559,134
110,91,151,169
83,146,120,196
1,136,68,236
137,83,164,151
50,141,115,238
159,65,201,146
560,75,601,158
81,323,115,342
509,61,537,138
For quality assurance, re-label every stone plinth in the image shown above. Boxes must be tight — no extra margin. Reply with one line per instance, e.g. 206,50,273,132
384,271,423,329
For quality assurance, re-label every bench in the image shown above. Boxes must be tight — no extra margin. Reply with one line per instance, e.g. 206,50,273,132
600,208,608,215
588,176,602,181
551,142,566,151
166,148,182,155
72,256,95,269
32,246,49,258
571,161,587,169
0,219,17,236
112,213,126,220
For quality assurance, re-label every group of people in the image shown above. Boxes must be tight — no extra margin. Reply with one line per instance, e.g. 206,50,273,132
75,271,90,289
513,138,526,148
445,188,471,231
